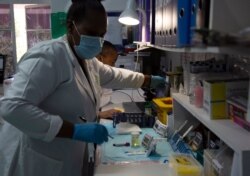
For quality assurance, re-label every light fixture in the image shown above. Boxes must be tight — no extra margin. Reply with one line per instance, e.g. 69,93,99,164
118,0,139,25
118,0,147,42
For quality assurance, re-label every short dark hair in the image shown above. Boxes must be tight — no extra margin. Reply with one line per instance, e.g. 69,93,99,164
102,40,117,53
67,0,105,24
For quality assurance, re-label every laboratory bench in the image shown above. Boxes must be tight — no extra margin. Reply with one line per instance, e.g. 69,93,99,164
95,162,170,176
94,120,173,176
101,88,146,113
95,88,173,175
95,117,203,176
95,89,203,176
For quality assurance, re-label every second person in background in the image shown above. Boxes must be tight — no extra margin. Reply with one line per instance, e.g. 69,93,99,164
96,40,122,119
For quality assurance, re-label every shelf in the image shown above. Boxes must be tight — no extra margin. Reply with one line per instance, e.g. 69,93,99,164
127,52,151,57
172,93,250,153
136,44,250,56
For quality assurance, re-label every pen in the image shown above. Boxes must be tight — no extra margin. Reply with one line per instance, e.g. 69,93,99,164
113,142,130,147
79,116,87,122
108,134,114,139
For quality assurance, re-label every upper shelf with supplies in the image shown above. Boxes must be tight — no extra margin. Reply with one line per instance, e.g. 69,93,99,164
135,43,250,56
144,0,250,56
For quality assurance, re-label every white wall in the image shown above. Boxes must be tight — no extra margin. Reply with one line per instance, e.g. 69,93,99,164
50,0,69,13
102,0,127,44
13,4,28,62
102,0,127,12
1,0,127,14
50,0,127,13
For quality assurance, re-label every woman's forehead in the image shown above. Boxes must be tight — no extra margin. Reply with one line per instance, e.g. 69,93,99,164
79,11,107,36
86,10,107,26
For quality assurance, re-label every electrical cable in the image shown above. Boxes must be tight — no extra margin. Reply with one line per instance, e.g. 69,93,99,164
113,90,134,102
137,89,146,98
133,43,144,100
134,44,140,72
132,88,134,100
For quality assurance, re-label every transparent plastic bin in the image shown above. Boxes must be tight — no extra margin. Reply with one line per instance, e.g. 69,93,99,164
203,146,233,176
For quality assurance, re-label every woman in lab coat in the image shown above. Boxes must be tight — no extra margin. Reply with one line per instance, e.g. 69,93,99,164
0,0,165,176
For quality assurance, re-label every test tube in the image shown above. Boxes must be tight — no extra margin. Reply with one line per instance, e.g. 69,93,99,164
131,131,140,147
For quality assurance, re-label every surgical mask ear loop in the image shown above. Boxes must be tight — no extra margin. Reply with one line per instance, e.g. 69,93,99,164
71,21,81,50
72,21,81,36
100,55,104,63
100,38,104,47
69,34,76,46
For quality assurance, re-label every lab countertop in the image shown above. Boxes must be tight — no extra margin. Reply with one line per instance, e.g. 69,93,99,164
110,88,145,104
96,88,173,175
99,127,173,164
95,162,171,176
94,120,173,176
101,88,145,112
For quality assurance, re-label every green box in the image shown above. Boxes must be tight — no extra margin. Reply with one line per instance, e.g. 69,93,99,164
51,12,67,39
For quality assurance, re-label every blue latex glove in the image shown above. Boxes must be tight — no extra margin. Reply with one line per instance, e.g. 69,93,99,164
73,123,108,144
150,76,166,89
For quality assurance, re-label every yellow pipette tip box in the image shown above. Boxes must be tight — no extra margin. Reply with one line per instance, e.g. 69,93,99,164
169,153,203,176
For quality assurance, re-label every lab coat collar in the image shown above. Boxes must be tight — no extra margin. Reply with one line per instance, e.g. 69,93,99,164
62,35,96,105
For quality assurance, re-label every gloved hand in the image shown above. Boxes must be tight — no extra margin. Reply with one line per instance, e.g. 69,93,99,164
150,76,166,89
73,123,108,144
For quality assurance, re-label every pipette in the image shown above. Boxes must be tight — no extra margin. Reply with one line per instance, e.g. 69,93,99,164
175,125,194,145
170,120,188,139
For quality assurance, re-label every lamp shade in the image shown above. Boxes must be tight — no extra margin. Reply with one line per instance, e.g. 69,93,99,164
118,0,139,25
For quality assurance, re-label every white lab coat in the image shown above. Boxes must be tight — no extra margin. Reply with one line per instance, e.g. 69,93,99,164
99,88,113,107
0,36,144,176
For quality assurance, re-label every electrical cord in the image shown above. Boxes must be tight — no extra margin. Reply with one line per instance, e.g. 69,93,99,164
113,90,134,102
134,44,139,71
137,89,146,98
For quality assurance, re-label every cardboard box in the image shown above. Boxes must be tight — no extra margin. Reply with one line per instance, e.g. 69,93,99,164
227,96,247,120
227,96,250,132
203,79,248,119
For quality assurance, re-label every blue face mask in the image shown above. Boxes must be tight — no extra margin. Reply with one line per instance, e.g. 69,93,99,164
73,22,104,60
